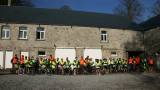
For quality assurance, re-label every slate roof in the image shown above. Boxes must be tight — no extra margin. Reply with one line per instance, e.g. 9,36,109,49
139,15,160,31
0,6,138,30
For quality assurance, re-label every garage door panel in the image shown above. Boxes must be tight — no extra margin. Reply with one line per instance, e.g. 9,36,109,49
55,49,76,62
84,49,102,61
0,51,4,69
5,51,13,69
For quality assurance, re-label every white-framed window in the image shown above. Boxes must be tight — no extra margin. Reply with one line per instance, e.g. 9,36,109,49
36,27,45,40
19,26,28,39
111,51,117,57
101,31,108,42
38,51,46,56
1,25,10,39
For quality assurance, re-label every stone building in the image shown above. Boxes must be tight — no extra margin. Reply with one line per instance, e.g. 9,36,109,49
140,15,160,70
0,6,144,69
140,15,160,55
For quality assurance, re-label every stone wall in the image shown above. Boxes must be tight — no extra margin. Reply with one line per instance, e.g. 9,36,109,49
144,27,160,55
0,23,144,59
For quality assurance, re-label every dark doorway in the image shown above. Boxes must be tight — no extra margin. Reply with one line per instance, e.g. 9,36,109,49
127,51,144,58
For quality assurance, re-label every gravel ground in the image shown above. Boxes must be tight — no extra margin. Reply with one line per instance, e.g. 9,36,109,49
0,73,160,90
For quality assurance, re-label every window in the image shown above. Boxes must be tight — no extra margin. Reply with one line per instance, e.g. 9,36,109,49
1,25,10,39
101,31,108,42
38,51,46,56
19,26,28,39
111,51,117,57
36,27,45,40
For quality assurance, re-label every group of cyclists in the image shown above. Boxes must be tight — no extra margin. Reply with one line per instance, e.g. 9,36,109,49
11,54,154,75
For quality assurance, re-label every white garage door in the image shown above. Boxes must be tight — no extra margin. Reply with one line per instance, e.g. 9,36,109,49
0,51,4,69
84,49,102,61
55,48,76,62
5,51,13,69
21,52,29,59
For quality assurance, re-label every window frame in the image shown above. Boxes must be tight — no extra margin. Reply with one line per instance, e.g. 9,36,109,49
36,27,45,40
111,51,117,57
19,26,28,40
1,25,11,39
38,51,46,56
100,30,108,42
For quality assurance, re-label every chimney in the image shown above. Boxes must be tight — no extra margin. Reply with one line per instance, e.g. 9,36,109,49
8,0,11,6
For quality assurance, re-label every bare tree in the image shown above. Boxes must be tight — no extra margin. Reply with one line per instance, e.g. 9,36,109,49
60,5,72,10
152,0,160,16
113,0,144,22
0,0,33,7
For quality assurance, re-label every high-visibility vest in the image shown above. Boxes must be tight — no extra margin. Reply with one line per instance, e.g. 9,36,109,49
148,59,154,65
72,60,78,68
136,57,140,64
95,62,101,68
12,57,18,64
30,59,36,65
56,60,60,64
20,58,24,64
60,61,65,65
40,60,43,65
50,61,56,69
118,60,122,64
133,60,136,64
49,57,55,61
124,60,128,64
80,59,85,65
103,61,108,66
24,59,28,64
128,58,133,64
107,60,111,65
110,60,114,64
122,60,125,64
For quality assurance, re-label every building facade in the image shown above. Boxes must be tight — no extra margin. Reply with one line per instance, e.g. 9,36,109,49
140,15,160,70
140,15,160,56
0,6,144,69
